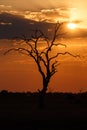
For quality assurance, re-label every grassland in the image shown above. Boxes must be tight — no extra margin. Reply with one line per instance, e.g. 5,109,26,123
0,90,87,129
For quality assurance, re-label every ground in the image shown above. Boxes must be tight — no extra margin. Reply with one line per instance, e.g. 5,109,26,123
0,91,87,129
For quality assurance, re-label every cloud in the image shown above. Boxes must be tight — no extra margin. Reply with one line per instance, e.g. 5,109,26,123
0,4,12,8
0,12,55,39
73,20,82,24
0,6,70,22
0,22,12,25
0,5,81,24
24,8,70,22
0,10,87,39
65,28,87,38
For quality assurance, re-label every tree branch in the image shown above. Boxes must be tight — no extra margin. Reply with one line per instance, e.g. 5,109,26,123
4,47,30,55
50,61,60,76
51,23,63,44
49,51,80,61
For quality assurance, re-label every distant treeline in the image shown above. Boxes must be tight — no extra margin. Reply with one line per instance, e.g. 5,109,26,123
0,89,87,96
0,89,87,104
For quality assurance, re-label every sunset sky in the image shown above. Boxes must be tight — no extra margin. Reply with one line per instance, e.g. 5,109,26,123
0,0,87,92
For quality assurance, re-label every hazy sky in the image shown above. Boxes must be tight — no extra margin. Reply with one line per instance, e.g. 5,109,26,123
0,0,87,92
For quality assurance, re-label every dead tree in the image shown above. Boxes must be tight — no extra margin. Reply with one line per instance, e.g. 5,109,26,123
4,23,79,108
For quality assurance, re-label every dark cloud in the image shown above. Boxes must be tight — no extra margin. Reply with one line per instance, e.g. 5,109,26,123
0,12,55,39
64,27,87,38
0,12,87,39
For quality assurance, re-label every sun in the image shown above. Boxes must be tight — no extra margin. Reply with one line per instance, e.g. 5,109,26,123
67,23,76,29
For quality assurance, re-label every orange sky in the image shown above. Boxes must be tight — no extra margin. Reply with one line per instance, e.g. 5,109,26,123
0,0,87,92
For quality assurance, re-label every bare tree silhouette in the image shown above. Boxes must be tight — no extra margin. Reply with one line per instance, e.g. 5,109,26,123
4,23,79,108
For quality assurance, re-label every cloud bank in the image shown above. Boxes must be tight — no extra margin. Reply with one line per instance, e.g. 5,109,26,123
0,5,87,39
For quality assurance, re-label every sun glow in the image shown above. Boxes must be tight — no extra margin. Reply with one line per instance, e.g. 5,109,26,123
67,23,76,29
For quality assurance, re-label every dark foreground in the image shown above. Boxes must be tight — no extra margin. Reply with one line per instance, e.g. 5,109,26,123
0,91,87,130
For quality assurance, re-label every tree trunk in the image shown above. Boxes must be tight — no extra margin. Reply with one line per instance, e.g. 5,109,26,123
38,80,48,109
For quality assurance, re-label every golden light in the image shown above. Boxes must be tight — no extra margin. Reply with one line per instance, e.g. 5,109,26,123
67,23,76,29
